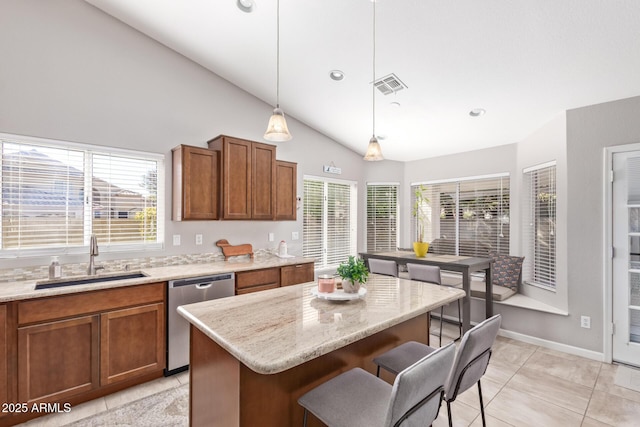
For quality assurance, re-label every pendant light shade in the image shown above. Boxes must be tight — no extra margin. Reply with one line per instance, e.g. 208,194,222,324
264,107,292,141
363,0,382,161
364,136,383,161
264,0,292,142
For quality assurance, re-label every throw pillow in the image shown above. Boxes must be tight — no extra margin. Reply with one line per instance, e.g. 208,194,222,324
489,251,524,291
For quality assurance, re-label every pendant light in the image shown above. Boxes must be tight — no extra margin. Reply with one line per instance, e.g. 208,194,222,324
264,0,292,142
364,0,383,161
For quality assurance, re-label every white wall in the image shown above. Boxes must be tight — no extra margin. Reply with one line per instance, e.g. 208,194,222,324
0,0,368,269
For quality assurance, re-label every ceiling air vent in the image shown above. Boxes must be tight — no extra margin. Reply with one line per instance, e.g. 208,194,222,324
373,73,408,95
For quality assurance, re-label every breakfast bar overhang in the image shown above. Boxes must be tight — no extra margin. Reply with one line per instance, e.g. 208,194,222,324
178,275,465,427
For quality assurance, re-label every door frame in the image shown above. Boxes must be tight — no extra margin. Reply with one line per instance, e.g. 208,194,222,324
604,142,640,364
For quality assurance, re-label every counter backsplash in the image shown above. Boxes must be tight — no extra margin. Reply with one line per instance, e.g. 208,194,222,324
0,248,277,283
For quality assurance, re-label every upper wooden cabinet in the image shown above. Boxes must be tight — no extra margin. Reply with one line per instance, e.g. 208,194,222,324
275,160,297,221
208,135,276,220
172,145,219,221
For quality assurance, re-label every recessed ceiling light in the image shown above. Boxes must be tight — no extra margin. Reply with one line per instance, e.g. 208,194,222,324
329,70,344,81
390,101,401,107
377,134,387,141
237,0,256,13
469,108,486,117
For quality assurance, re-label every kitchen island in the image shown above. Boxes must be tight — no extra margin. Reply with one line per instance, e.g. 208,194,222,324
178,274,465,427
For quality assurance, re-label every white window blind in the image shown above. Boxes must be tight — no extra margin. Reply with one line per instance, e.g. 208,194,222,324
411,175,510,257
0,135,163,256
366,184,398,251
523,163,556,288
303,177,356,269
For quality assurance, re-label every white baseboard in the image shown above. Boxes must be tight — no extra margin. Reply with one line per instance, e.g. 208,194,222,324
498,328,605,362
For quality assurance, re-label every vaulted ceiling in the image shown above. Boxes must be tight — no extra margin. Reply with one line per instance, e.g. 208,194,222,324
86,0,640,161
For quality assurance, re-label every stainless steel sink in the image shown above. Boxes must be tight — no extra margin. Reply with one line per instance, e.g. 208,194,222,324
35,272,148,290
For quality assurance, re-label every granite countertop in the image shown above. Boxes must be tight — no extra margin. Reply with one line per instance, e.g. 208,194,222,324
0,256,315,302
178,274,465,375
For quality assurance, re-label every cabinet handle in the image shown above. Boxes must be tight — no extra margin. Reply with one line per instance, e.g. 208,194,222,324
295,265,303,268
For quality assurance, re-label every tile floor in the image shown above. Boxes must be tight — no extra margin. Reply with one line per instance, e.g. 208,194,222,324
18,322,640,426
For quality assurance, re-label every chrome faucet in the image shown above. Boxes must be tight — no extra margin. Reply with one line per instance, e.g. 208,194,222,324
87,234,104,275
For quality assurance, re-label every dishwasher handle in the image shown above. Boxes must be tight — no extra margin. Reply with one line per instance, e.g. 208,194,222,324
195,283,213,290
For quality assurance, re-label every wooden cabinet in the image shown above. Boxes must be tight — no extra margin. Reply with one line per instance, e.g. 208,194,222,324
280,262,314,287
236,268,280,295
208,135,277,220
172,145,219,221
18,315,100,404
100,303,164,385
0,305,8,415
16,283,165,406
275,160,297,221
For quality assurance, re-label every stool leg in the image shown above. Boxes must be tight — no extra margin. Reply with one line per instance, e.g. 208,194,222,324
456,299,462,340
447,400,453,427
439,306,444,347
303,408,308,427
478,380,487,427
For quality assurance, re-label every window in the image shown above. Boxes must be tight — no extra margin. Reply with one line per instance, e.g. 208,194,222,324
523,162,556,288
411,174,510,257
303,176,357,269
366,183,398,251
0,134,164,256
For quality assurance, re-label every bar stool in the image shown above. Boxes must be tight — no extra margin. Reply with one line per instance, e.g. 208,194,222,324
407,263,462,346
298,342,455,427
368,258,398,277
373,315,502,427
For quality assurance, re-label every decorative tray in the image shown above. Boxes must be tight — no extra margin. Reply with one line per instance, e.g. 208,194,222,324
310,287,367,301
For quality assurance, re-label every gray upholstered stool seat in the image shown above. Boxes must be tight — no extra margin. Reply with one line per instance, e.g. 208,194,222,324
298,342,455,427
368,258,399,277
373,315,502,427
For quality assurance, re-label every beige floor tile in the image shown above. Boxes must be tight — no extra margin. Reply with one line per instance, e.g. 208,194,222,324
523,348,601,388
104,375,180,409
469,414,515,427
586,390,640,427
456,376,503,410
486,386,584,427
490,336,537,367
175,370,190,385
507,366,592,414
21,397,107,427
433,399,480,427
595,363,640,404
581,416,615,427
484,358,520,386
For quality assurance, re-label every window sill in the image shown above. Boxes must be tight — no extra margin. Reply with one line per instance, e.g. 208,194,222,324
471,292,568,316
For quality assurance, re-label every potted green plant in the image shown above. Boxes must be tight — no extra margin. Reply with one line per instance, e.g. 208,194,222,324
336,256,369,293
412,184,430,257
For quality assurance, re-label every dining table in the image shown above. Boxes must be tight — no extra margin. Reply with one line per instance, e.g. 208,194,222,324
359,250,493,332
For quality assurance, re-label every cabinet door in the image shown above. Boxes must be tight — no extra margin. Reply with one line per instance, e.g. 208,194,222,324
252,143,276,220
18,316,99,404
0,305,7,414
281,263,314,287
221,138,252,219
275,160,297,220
236,268,280,294
100,303,165,386
172,145,219,220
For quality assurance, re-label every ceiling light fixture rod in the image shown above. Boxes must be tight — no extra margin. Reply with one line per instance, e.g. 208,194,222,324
364,0,383,161
264,0,292,142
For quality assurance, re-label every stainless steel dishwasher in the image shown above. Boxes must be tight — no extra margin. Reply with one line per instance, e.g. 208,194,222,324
166,273,235,375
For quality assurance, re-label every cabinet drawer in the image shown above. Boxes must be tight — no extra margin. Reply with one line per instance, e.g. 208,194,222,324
236,283,279,295
280,263,314,287
236,268,280,290
18,283,165,326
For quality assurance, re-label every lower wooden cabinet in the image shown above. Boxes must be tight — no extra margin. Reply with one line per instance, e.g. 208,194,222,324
236,268,280,295
100,303,165,385
280,263,314,287
18,315,100,404
15,283,165,408
0,305,8,416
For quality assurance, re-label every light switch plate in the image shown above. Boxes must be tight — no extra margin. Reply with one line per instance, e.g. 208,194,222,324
173,235,181,246
268,232,275,242
195,234,203,245
292,231,299,240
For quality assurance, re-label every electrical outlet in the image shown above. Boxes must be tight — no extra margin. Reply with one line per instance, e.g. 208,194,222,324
195,234,203,245
292,231,299,240
268,232,275,242
173,235,181,246
581,316,591,329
